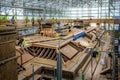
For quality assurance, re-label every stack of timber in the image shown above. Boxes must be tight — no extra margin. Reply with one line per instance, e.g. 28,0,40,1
41,23,54,37
0,27,17,80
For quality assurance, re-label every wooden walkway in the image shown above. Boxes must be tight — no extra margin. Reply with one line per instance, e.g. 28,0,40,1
84,35,111,80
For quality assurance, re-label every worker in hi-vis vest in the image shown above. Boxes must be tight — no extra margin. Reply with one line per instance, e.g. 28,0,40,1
55,33,59,37
18,38,28,52
24,16,29,26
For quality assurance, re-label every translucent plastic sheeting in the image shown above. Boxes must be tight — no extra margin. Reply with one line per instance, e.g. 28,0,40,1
17,27,39,35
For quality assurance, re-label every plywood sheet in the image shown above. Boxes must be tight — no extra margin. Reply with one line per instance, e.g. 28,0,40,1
60,44,78,59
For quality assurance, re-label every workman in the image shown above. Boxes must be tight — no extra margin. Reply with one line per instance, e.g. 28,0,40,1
11,16,15,24
18,38,28,52
24,16,29,26
92,50,98,58
37,19,42,33
18,38,24,46
68,22,72,32
31,17,34,26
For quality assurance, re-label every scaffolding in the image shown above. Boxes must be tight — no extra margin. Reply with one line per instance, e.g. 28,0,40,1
0,0,120,19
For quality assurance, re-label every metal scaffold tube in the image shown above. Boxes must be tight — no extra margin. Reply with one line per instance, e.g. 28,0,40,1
57,39,62,80
111,0,119,80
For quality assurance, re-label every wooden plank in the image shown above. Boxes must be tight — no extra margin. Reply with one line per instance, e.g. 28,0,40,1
41,40,59,46
43,48,50,58
69,42,84,51
53,51,57,60
28,47,35,53
27,47,36,56
89,19,120,24
60,44,78,59
27,48,35,56
29,74,42,80
16,48,24,55
62,58,66,65
36,48,42,55
35,47,39,53
62,55,69,62
0,56,18,65
81,56,91,72
38,48,46,57
21,53,34,64
46,49,54,59
27,37,59,43
54,55,57,60
60,38,72,47
50,50,56,60
32,43,57,49
86,27,97,33
84,37,91,42
33,58,56,66
100,67,111,74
